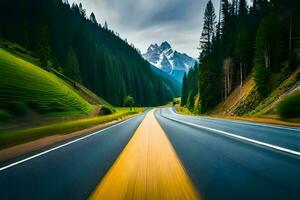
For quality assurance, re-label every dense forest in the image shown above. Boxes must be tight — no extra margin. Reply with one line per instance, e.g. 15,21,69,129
0,0,179,106
181,0,300,113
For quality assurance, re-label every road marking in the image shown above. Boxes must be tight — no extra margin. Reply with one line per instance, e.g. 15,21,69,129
163,115,300,157
169,108,300,132
91,110,200,200
0,116,139,172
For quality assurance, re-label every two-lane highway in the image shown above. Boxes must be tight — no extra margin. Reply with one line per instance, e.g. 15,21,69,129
0,107,299,200
0,112,147,200
155,108,300,200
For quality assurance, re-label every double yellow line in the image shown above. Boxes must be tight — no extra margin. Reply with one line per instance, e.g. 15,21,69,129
91,110,200,200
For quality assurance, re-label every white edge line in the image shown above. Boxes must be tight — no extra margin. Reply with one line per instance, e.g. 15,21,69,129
163,115,300,157
169,107,300,132
0,116,138,172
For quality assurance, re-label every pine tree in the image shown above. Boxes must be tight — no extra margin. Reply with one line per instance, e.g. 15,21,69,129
181,73,188,106
235,27,251,87
78,3,86,17
199,57,215,113
89,12,97,24
253,15,275,96
232,0,238,15
221,0,235,57
104,21,108,30
37,23,51,67
238,0,248,18
200,0,216,58
235,0,250,87
62,0,69,5
65,48,82,82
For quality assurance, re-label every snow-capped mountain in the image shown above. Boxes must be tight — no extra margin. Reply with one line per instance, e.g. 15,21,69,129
143,41,196,82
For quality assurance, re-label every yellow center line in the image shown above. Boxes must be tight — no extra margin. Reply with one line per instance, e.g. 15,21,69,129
90,109,201,200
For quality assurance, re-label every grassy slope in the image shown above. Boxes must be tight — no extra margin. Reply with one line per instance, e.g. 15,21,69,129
51,68,113,108
211,67,300,117
250,68,300,116
0,48,93,117
1,38,112,109
0,43,145,149
0,38,39,66
0,46,144,148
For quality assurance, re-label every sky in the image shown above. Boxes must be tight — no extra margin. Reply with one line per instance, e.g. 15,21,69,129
69,0,226,58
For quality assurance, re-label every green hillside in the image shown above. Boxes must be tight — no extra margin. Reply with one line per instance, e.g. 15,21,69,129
0,0,178,106
0,48,93,121
211,67,300,117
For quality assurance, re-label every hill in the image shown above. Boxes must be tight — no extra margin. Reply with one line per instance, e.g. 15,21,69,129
212,67,300,117
181,0,300,119
0,0,177,106
0,47,94,123
0,43,146,148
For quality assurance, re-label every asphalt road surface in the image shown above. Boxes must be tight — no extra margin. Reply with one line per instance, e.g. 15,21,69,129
0,107,299,200
156,107,300,200
0,112,147,200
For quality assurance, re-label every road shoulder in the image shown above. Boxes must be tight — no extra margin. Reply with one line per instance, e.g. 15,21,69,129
0,115,138,162
175,106,300,127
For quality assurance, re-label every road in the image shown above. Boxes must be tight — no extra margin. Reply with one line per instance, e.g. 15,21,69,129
156,108,300,200
0,112,147,200
0,107,300,200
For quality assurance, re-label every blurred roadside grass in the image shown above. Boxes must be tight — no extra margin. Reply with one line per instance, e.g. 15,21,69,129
175,105,300,127
0,108,145,149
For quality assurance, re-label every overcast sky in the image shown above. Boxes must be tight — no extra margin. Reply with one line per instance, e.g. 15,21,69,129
69,0,242,58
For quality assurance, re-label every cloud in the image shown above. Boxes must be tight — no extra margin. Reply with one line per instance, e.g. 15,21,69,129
69,0,233,58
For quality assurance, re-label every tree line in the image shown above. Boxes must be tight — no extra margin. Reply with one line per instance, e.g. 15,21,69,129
0,0,179,106
181,0,300,113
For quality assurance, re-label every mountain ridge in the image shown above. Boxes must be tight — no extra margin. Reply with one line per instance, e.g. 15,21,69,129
143,42,196,83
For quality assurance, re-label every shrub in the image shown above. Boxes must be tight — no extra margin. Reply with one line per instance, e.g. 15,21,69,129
124,96,135,110
7,102,28,116
27,100,45,112
99,106,114,115
277,91,300,119
0,110,11,122
253,64,270,97
27,101,68,113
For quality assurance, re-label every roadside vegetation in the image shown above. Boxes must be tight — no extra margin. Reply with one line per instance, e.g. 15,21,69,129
0,108,144,149
176,69,300,126
277,91,300,119
0,45,147,149
0,39,147,151
124,96,135,110
175,104,300,127
181,0,300,120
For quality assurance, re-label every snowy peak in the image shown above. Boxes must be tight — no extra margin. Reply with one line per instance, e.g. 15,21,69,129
143,42,196,83
160,41,172,51
148,44,159,53
160,55,172,74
